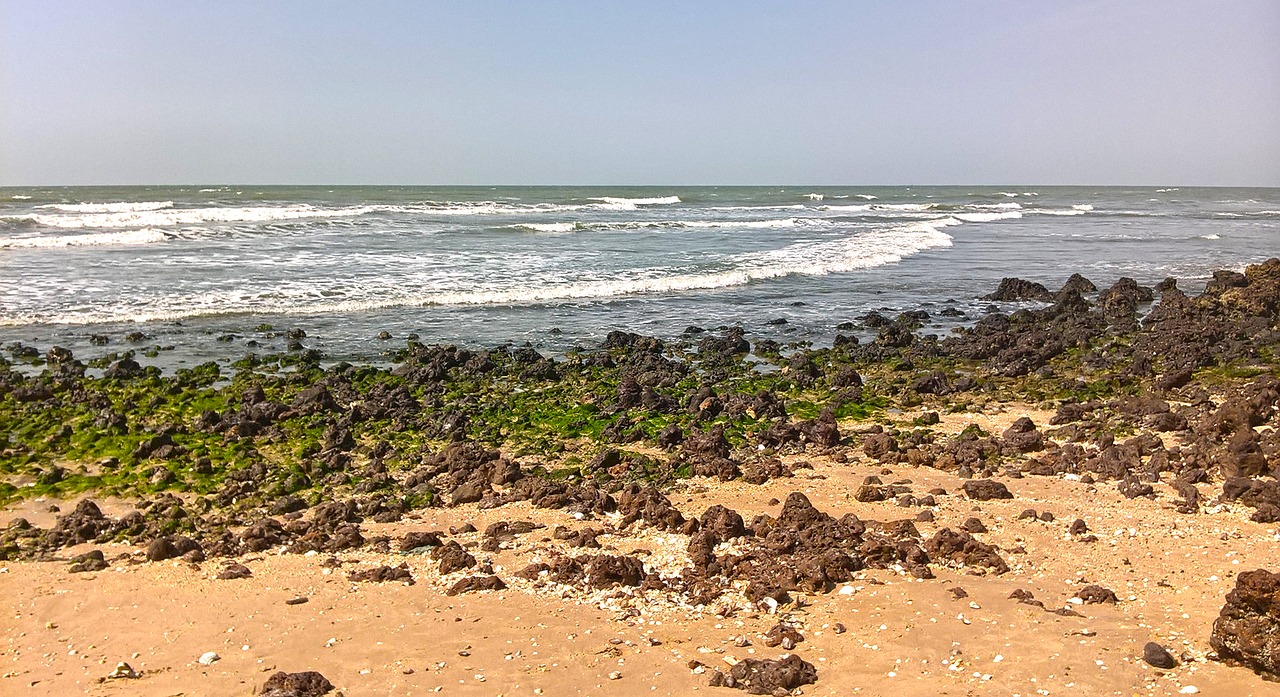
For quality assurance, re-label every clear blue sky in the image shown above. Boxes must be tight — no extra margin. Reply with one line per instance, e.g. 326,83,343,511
2,0,1278,185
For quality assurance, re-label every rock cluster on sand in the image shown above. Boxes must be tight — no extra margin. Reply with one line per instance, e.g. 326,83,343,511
3,259,1280,694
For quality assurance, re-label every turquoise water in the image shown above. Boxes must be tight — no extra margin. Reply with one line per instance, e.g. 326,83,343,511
1,185,1277,368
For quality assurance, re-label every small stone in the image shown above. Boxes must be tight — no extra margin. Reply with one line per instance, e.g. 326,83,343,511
285,597,309,605
607,671,622,680
217,563,252,580
1142,642,1177,669
1179,687,1199,694
198,652,221,666
108,662,138,679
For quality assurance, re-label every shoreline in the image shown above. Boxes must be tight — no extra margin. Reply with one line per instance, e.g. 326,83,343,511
2,259,1279,695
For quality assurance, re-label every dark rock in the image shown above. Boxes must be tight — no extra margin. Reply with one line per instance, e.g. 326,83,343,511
1060,273,1097,295
446,575,507,595
1210,568,1280,677
1002,417,1043,453
1075,584,1118,604
217,563,253,580
69,549,108,573
983,278,1053,302
862,432,899,461
586,555,646,589
260,670,334,697
1142,641,1178,669
962,479,1013,501
725,654,817,695
924,528,1009,574
349,563,413,584
146,538,180,562
432,541,477,575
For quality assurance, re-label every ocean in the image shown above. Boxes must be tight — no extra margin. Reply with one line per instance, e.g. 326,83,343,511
1,185,1277,370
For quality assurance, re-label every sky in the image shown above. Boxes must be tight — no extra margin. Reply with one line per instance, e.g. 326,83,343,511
1,0,1278,186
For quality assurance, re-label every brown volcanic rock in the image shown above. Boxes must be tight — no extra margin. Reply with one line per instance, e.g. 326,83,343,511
721,654,817,694
1210,569,1280,678
924,528,1009,575
446,574,507,595
260,670,333,696
349,563,414,584
962,479,1014,501
983,278,1053,302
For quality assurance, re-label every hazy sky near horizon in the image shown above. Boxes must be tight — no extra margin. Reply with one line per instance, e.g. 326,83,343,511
2,1,1278,186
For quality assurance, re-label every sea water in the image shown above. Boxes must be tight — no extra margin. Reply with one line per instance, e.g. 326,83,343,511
1,185,1277,369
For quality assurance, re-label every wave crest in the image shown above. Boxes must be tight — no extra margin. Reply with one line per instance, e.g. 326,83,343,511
0,228,171,249
6,218,958,325
37,201,174,213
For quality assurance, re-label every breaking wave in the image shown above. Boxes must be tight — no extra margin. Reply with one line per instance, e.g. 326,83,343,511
588,196,681,206
37,201,174,213
509,218,812,233
0,228,171,249
3,217,957,325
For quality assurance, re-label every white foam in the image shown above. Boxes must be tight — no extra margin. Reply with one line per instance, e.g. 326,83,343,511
10,195,31,200
9,218,958,325
1030,208,1087,216
512,222,578,233
0,228,170,249
804,193,825,201
509,218,808,233
818,203,938,214
1156,188,1180,192
588,196,681,206
997,192,1019,197
953,211,1023,222
1071,204,1094,211
38,201,174,213
679,218,804,229
1201,234,1221,240
27,204,383,229
855,194,878,200
876,203,935,211
705,205,808,212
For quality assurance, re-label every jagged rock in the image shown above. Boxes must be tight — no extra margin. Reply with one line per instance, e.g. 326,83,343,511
1210,568,1280,677
962,479,1013,501
446,575,507,595
260,670,334,697
983,278,1053,302
724,654,817,694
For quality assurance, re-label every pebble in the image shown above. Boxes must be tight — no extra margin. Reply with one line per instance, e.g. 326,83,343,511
107,662,138,679
1142,641,1177,669
1179,687,1199,694
198,651,220,665
607,671,622,680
